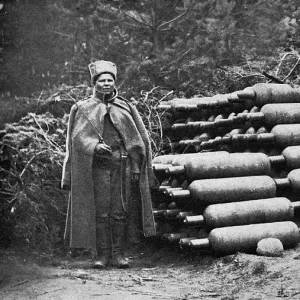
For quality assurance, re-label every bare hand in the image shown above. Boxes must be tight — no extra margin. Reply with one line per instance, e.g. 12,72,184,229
94,143,112,155
131,173,140,181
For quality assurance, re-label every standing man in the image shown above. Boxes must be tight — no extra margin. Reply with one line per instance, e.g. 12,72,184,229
61,60,156,269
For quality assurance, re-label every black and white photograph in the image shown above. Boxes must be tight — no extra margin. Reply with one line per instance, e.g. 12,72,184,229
1,1,300,299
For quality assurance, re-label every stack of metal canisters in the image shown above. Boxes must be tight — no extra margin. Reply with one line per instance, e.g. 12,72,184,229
152,83,300,255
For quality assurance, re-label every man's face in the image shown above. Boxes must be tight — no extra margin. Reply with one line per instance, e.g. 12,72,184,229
95,73,115,94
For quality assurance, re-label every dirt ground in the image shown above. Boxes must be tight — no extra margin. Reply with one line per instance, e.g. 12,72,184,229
1,240,300,300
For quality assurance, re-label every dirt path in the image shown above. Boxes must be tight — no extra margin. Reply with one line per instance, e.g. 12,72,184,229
1,243,300,300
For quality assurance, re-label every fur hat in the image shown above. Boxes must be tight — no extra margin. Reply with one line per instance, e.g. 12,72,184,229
88,60,117,83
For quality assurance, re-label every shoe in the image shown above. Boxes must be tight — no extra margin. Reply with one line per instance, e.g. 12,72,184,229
95,219,111,269
112,254,130,269
93,255,110,269
111,219,130,269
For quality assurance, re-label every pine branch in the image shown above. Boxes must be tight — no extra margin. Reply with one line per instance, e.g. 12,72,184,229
157,2,196,30
156,0,182,27
122,10,151,28
262,71,285,84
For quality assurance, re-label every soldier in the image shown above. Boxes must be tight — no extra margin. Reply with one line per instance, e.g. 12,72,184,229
61,60,157,269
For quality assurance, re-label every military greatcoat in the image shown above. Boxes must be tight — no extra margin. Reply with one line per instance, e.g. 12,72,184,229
61,91,156,249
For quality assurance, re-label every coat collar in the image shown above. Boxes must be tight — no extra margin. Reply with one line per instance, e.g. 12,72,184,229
92,87,118,103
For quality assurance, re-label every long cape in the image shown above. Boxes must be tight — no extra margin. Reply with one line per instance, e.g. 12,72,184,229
61,94,156,249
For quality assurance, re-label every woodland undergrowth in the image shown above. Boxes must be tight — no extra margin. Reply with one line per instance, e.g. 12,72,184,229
1,50,300,254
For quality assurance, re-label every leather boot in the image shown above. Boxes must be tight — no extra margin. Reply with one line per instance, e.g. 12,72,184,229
94,219,111,269
111,219,129,268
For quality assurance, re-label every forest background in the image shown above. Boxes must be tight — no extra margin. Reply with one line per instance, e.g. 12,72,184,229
1,0,300,254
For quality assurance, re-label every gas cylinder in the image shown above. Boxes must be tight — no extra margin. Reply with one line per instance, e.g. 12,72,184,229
157,97,224,115
153,151,227,171
156,101,193,113
157,178,181,193
153,164,174,174
157,103,198,112
197,93,233,109
289,169,300,191
177,211,194,221
155,178,174,193
184,198,300,229
245,127,256,134
168,200,178,209
157,93,254,113
161,233,189,243
170,151,229,168
153,152,229,177
275,169,300,191
231,124,300,149
163,187,183,195
216,126,246,152
179,237,198,247
260,124,300,148
159,179,171,187
157,95,234,111
153,155,176,165
199,94,254,112
230,83,300,106
250,106,260,113
256,126,268,134
269,146,300,170
170,175,276,205
166,152,271,180
189,221,299,255
162,209,183,219
153,209,169,218
206,136,223,149
171,121,214,133
177,114,229,132
236,103,300,128
213,112,236,127
201,125,257,150
213,107,258,129
207,115,216,122
170,170,300,205
170,117,196,138
158,97,213,107
157,185,173,193
214,114,226,121
177,132,212,147
227,128,245,136
199,137,227,151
